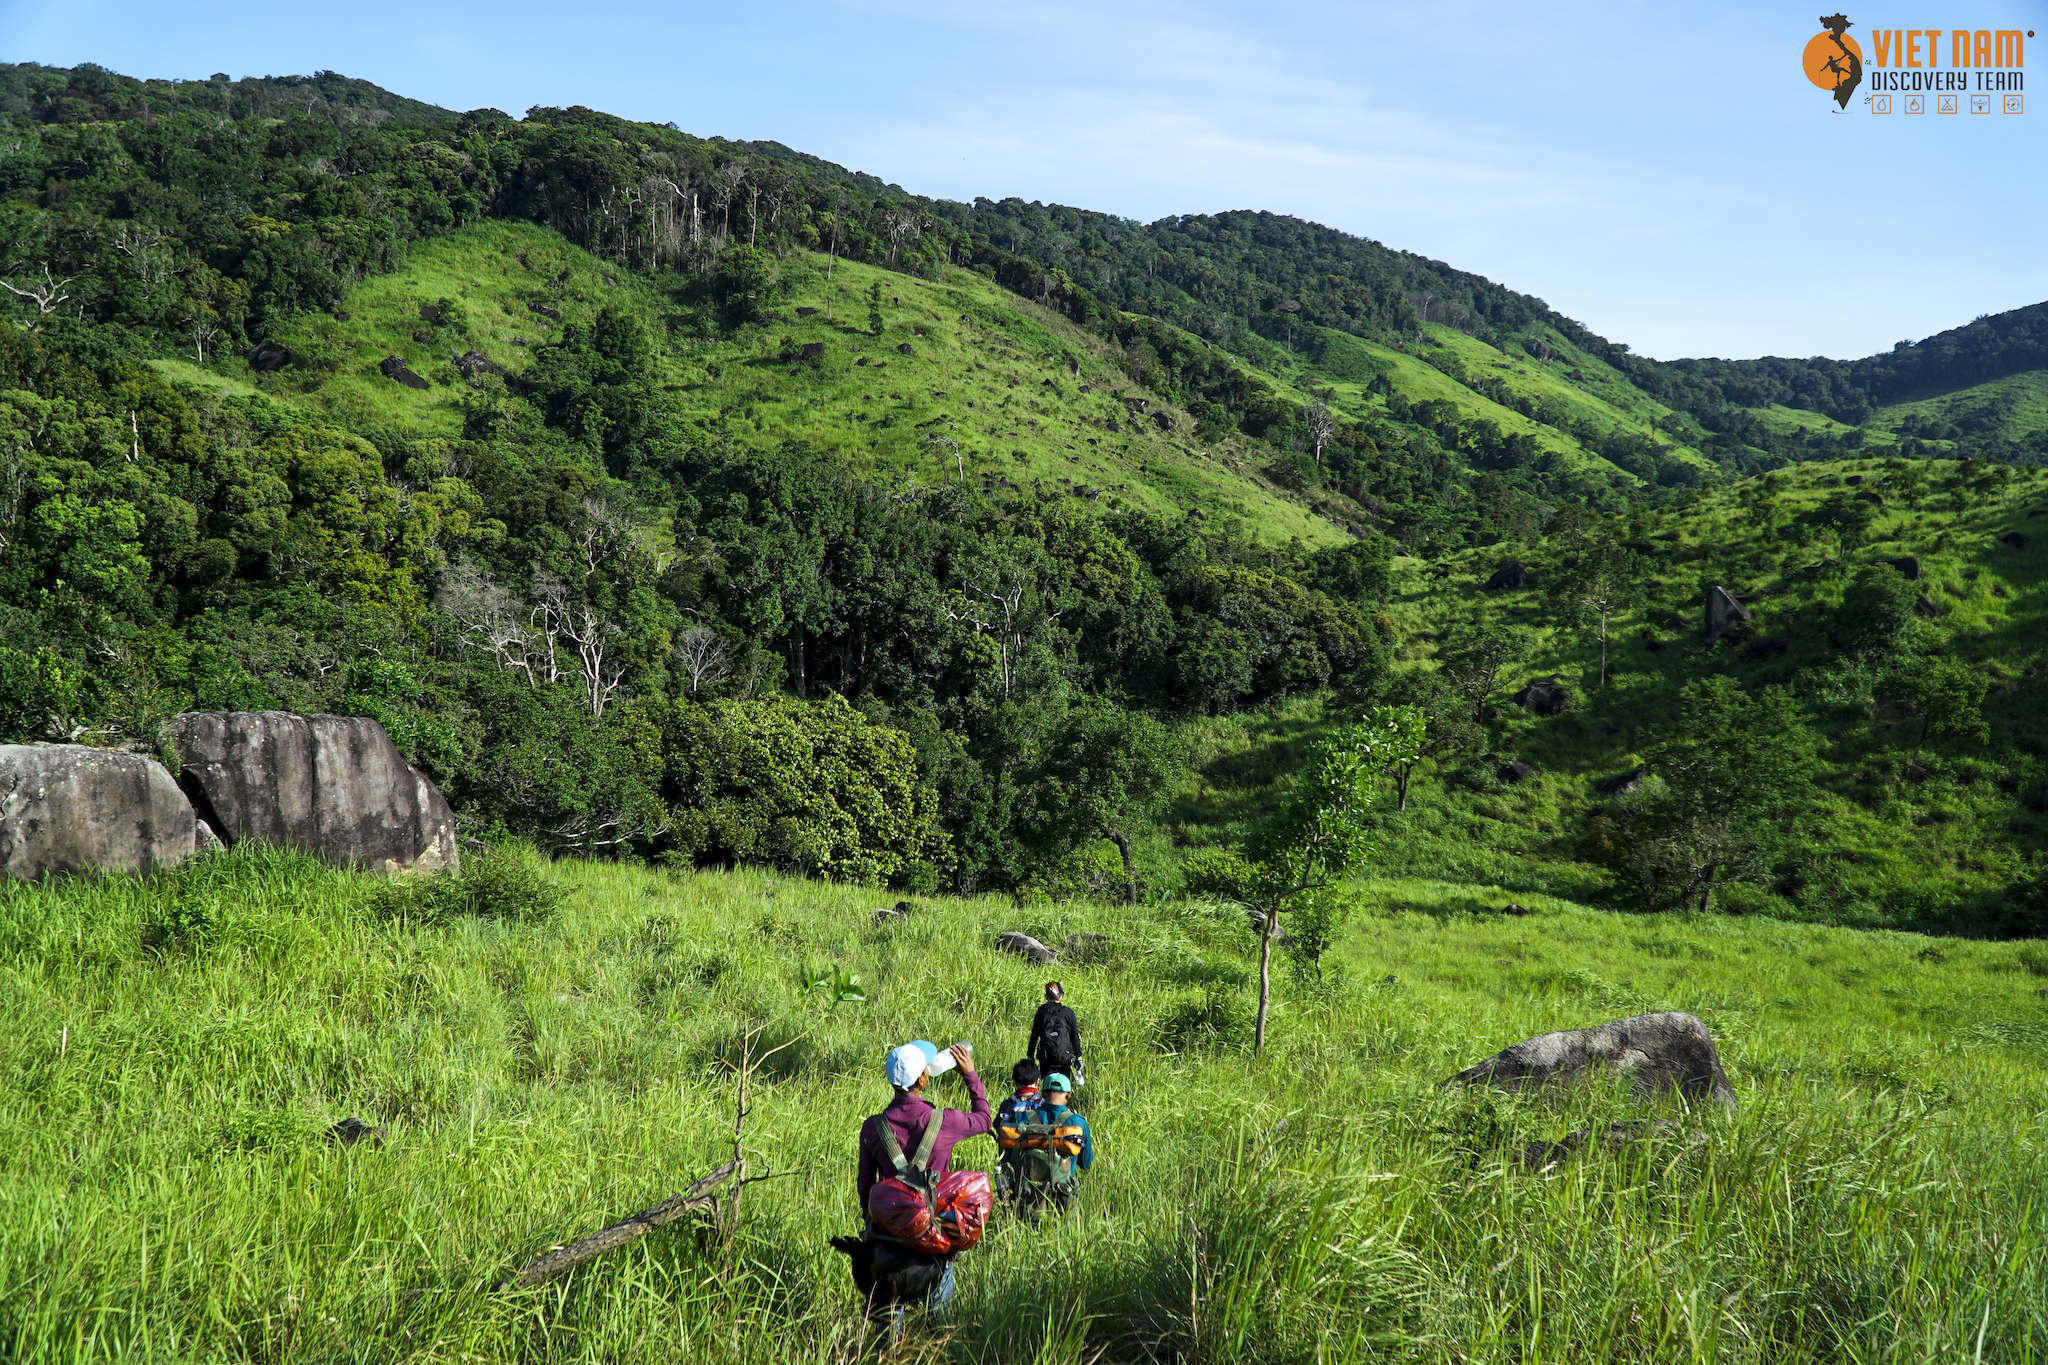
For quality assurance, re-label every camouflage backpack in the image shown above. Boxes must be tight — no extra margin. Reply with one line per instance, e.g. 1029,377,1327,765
993,1103,1084,1207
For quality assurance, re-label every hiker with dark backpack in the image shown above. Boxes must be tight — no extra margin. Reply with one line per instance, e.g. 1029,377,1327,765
993,1069,1093,1213
846,1041,993,1319
996,1058,1042,1130
1027,981,1083,1086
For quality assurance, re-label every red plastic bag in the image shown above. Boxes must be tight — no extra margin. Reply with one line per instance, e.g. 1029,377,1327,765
867,1170,992,1254
930,1170,991,1252
867,1176,935,1246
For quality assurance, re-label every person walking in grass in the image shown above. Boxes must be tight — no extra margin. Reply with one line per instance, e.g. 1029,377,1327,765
994,1070,1094,1213
1026,981,1083,1088
853,1041,990,1311
1037,1072,1094,1179
996,1058,1042,1129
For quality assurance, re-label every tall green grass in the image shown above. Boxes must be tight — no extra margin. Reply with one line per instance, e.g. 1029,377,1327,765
3,845,2045,1362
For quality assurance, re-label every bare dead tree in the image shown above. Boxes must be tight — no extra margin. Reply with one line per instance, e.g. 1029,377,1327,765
711,160,749,245
824,191,843,284
1305,396,1334,470
579,495,639,576
0,265,81,330
532,570,622,716
941,562,1063,700
437,563,547,686
500,1024,801,1293
673,626,732,696
500,1161,742,1291
920,424,964,483
883,207,922,266
108,223,177,287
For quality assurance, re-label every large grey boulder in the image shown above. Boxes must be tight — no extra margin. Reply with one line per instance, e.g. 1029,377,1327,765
0,745,196,880
1448,1011,1736,1110
993,931,1058,964
1513,678,1572,716
1704,586,1750,643
169,712,458,873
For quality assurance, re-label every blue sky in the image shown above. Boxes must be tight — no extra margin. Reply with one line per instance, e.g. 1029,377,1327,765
4,0,2043,361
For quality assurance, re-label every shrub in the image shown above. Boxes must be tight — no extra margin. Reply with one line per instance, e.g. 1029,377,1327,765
1154,984,1254,1054
368,845,561,925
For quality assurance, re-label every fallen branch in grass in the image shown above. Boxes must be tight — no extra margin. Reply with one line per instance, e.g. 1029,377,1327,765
502,1026,805,1292
501,1160,741,1290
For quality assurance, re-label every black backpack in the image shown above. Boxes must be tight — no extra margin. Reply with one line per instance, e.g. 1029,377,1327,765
1037,1006,1075,1066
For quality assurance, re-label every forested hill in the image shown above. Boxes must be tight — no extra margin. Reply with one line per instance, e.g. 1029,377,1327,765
6,58,2047,474
0,60,2044,937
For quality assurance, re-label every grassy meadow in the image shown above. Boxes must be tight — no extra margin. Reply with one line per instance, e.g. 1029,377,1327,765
4,844,2047,1363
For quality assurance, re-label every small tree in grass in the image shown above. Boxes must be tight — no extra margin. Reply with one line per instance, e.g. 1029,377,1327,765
1028,704,1187,905
1892,654,1989,771
1439,623,1528,724
1607,676,1818,913
1546,539,1647,688
1184,705,1424,1053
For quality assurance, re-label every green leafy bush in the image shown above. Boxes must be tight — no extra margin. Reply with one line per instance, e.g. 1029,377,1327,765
1154,983,1253,1053
368,846,561,925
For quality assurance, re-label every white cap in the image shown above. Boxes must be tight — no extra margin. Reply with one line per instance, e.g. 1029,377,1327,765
885,1040,956,1088
885,1043,927,1088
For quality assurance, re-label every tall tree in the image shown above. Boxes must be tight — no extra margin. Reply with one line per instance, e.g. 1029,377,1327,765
1028,704,1187,903
1614,676,1818,913
1438,623,1529,723
1892,654,1989,769
1185,706,1424,1053
1546,539,1647,687
1304,395,1334,470
1372,669,1482,809
1841,563,1920,653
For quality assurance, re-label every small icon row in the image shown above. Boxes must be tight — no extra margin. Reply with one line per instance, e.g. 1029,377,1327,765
1870,93,2022,114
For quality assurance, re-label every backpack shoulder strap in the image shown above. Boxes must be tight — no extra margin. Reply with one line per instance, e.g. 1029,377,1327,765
911,1107,945,1173
868,1113,910,1176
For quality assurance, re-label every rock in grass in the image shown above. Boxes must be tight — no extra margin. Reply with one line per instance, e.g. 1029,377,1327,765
327,1117,387,1148
246,339,289,371
1704,586,1750,643
1448,1011,1737,1110
1484,561,1530,591
1594,768,1647,797
0,745,196,881
378,355,429,390
994,931,1058,964
169,712,459,874
1513,678,1571,716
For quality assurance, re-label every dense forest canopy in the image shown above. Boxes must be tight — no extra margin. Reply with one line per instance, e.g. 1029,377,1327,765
0,60,2042,934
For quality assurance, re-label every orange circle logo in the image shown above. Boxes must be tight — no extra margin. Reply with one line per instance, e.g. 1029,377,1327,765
1803,30,1864,89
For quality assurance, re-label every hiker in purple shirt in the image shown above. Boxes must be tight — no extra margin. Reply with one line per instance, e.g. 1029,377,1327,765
851,1040,991,1311
856,1041,991,1206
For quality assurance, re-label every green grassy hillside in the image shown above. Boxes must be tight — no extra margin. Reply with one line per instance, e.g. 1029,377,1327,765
223,221,1351,548
1163,457,2048,930
4,845,2045,1364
